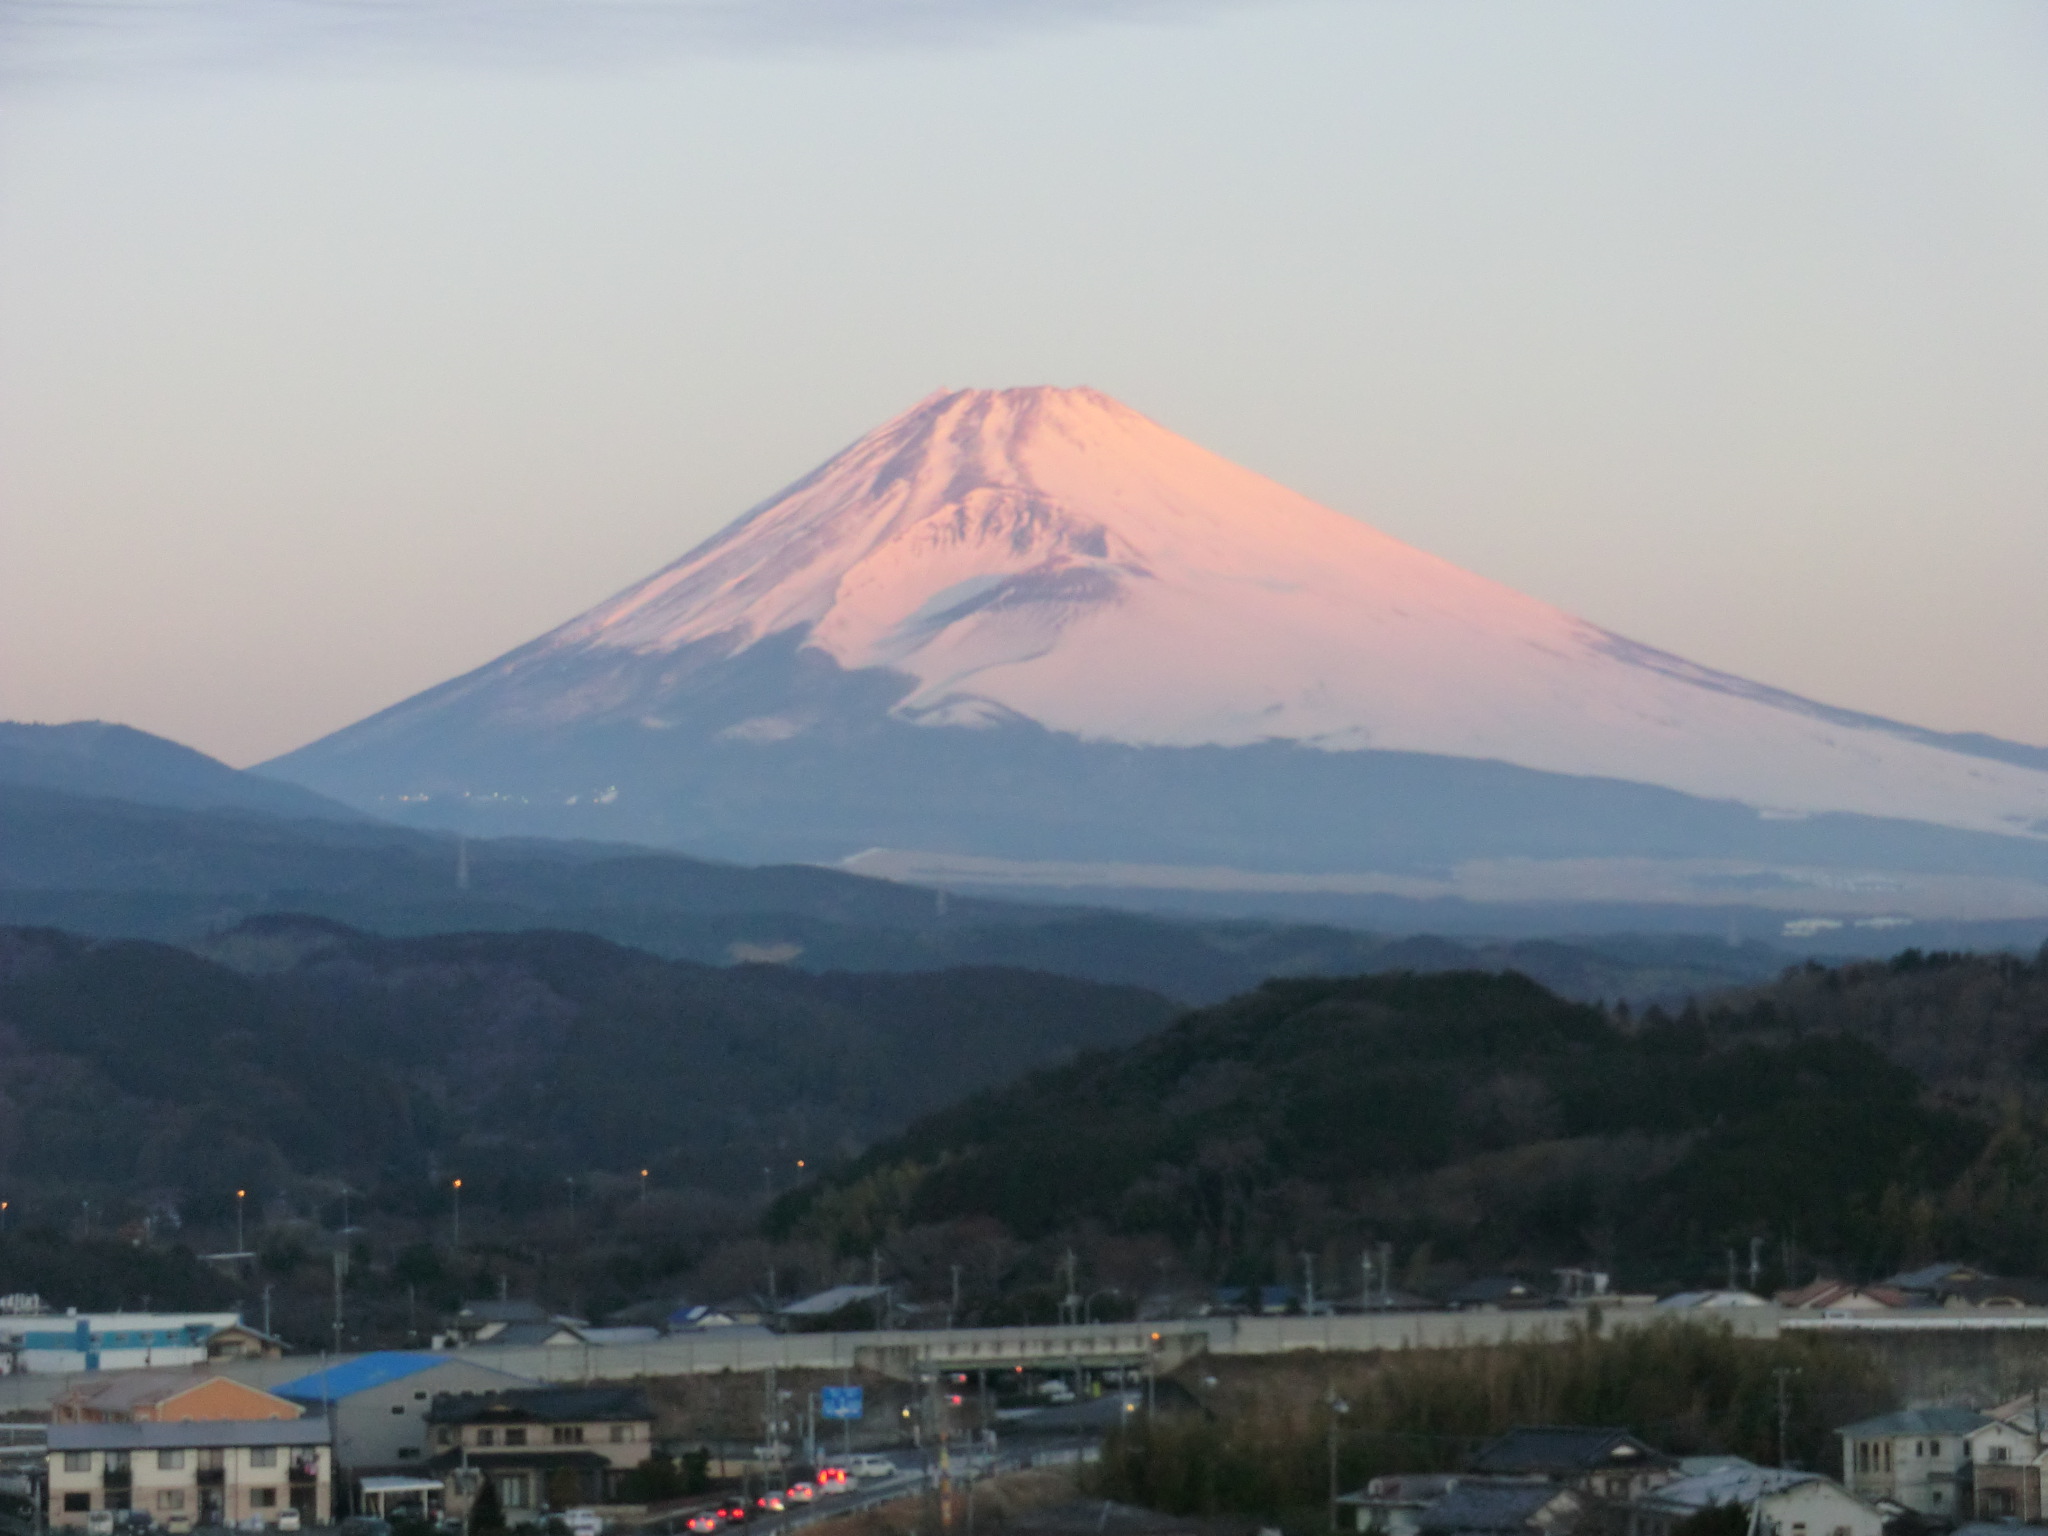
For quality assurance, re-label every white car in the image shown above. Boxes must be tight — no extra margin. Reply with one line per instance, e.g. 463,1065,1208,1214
563,1511,605,1536
846,1454,897,1481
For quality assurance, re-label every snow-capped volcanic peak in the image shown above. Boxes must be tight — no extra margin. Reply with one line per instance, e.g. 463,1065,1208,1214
533,386,2048,840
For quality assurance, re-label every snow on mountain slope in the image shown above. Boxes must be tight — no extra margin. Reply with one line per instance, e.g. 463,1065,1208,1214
507,386,2048,841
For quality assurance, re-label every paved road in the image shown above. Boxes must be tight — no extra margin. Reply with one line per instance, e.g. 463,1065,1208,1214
640,1443,1099,1536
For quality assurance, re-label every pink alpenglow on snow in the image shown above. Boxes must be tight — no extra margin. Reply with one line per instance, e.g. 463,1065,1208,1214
526,387,2048,840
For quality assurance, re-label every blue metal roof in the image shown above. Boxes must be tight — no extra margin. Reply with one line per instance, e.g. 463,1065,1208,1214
273,1352,448,1402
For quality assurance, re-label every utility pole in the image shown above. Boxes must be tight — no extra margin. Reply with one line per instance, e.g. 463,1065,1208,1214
1302,1252,1316,1315
950,1265,962,1330
1774,1367,1800,1468
1749,1237,1763,1292
1726,1248,1738,1292
1361,1251,1374,1311
1327,1392,1350,1533
262,1285,272,1339
331,1249,348,1354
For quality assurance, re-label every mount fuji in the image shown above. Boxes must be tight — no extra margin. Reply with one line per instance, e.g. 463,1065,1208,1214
267,387,2048,926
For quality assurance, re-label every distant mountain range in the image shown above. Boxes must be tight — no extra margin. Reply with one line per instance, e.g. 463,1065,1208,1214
0,916,1176,1209
259,387,2048,926
9,717,2045,1003
0,721,357,821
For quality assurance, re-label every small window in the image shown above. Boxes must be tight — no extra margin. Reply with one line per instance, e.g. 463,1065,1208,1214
504,1429,527,1447
477,1429,496,1447
250,1490,277,1509
414,1391,427,1401
1930,1442,1941,1457
157,1451,185,1472
64,1494,91,1513
64,1452,92,1473
391,1405,406,1415
551,1426,583,1446
157,1492,185,1513
609,1426,628,1444
249,1448,277,1469
398,1449,418,1461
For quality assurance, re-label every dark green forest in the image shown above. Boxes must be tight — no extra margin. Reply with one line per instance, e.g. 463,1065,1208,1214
778,950,2048,1293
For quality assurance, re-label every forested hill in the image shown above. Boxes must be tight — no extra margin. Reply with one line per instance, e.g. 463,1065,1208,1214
0,918,1175,1210
774,953,2048,1293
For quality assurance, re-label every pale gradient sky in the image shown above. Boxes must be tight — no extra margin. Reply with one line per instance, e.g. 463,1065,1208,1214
3,0,2046,768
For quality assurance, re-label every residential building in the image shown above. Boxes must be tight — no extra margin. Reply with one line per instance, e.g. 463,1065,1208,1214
53,1372,303,1425
1416,1481,1583,1536
1448,1279,1551,1311
1837,1406,1987,1519
780,1285,890,1325
1775,1281,1912,1313
425,1386,654,1520
204,1325,287,1362
1882,1263,1992,1297
0,1311,244,1374
1469,1428,1674,1503
466,1320,591,1349
1654,1292,1767,1311
271,1353,534,1474
1631,1462,1882,1536
1964,1403,2046,1520
445,1301,593,1348
1337,1475,1460,1536
48,1421,330,1530
43,1373,330,1530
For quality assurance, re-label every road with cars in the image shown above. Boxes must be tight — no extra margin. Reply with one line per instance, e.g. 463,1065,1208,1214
636,1441,1099,1536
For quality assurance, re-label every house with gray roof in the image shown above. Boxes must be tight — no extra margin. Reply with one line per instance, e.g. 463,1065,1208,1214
1417,1481,1582,1536
1470,1428,1673,1503
1837,1406,1988,1520
1630,1461,1882,1536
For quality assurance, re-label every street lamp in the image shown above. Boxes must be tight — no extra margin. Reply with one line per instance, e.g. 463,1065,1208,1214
236,1190,246,1253
451,1179,463,1249
640,1168,649,1202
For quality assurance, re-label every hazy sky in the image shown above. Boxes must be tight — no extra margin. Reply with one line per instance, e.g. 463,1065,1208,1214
4,0,2046,768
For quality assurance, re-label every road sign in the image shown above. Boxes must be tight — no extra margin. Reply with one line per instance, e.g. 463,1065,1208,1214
821,1386,864,1420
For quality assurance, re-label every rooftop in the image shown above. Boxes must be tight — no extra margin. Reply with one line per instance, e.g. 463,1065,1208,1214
1640,1463,1823,1513
781,1285,888,1318
1838,1407,1989,1438
273,1353,451,1403
1418,1482,1574,1533
49,1420,330,1451
1470,1427,1667,1475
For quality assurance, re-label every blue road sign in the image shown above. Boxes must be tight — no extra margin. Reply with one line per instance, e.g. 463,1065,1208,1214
821,1386,864,1420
